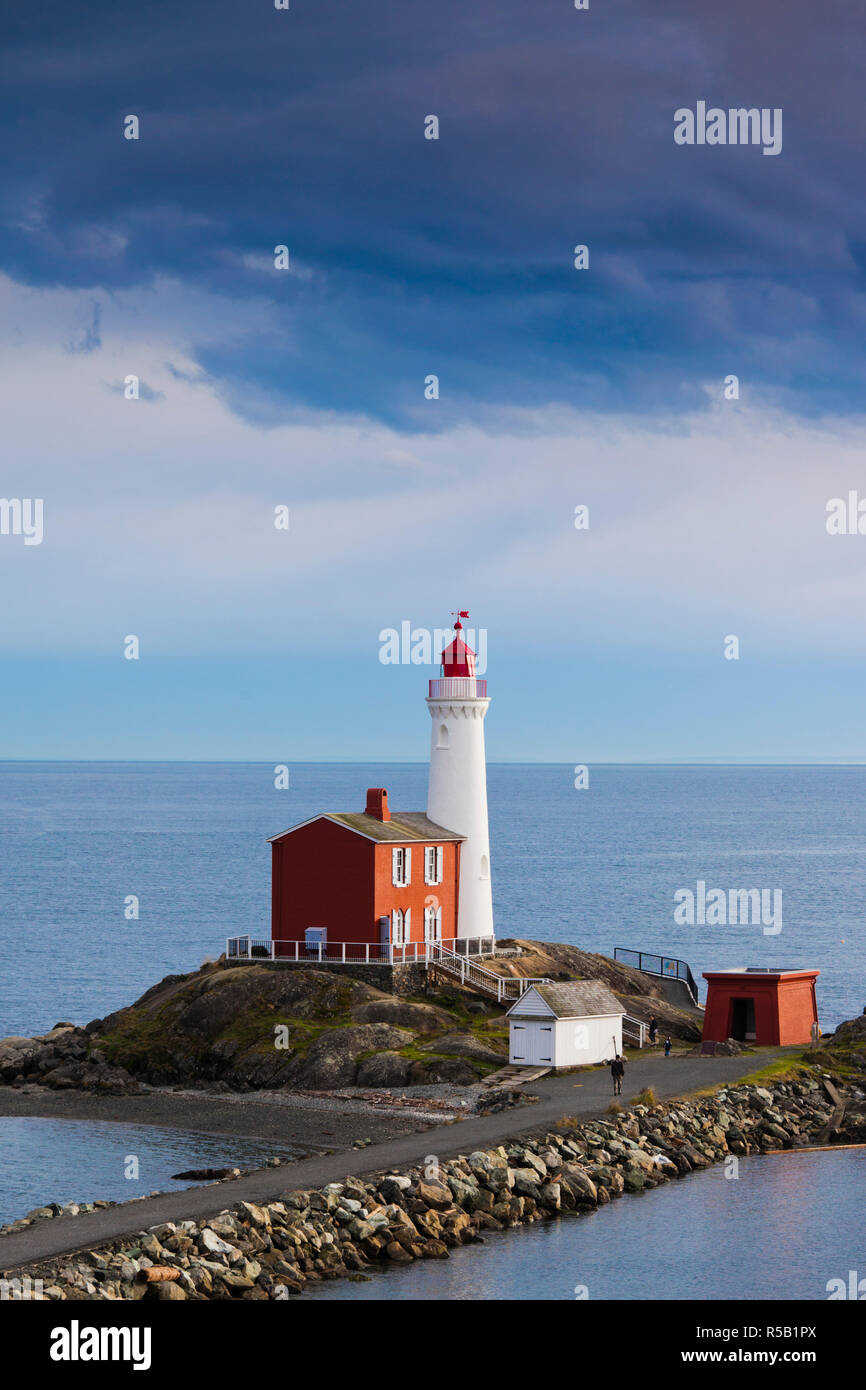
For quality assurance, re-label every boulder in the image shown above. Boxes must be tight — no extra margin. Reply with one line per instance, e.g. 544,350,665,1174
510,1168,543,1201
560,1164,598,1205
415,1179,453,1211
355,1051,411,1089
407,1057,480,1086
419,1033,506,1065
350,1000,455,1034
294,1025,414,1089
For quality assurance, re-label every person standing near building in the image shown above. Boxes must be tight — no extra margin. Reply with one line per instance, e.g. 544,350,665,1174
664,1035,672,1058
610,1054,625,1095
648,1015,658,1045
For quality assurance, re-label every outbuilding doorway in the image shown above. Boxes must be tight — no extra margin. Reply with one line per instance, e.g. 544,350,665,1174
730,996,756,1042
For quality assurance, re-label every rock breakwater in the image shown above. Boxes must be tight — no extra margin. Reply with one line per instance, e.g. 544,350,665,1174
8,1075,860,1301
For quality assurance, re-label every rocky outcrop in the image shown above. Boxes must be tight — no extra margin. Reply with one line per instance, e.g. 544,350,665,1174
418,1033,507,1065
350,999,455,1034
14,1076,857,1300
831,1008,866,1044
0,963,508,1093
0,1026,137,1094
488,941,702,1040
291,1025,414,1089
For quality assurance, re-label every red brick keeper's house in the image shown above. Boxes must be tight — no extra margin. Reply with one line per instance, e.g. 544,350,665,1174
269,787,464,961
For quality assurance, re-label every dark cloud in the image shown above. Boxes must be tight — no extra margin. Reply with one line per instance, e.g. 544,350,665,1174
1,0,863,423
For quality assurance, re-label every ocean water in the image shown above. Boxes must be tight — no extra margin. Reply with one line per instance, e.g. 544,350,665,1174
1,761,864,1038
0,1116,302,1227
305,1149,866,1302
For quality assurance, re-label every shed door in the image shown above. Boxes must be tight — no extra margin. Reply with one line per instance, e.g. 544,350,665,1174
535,1024,554,1065
513,1022,554,1065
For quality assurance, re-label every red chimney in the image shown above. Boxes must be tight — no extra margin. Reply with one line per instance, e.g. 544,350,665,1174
365,787,390,822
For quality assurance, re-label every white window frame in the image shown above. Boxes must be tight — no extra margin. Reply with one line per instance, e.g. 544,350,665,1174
424,905,443,943
424,845,443,885
392,908,404,946
392,846,411,887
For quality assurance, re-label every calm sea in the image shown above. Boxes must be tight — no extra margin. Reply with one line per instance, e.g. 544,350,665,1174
1,762,864,1038
0,1117,301,1227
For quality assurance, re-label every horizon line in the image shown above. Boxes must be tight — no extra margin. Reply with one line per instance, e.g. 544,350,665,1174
4,758,866,767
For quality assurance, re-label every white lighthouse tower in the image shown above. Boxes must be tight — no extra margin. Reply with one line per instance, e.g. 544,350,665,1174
426,614,494,950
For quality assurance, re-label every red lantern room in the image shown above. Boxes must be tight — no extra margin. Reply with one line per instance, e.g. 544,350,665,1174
441,612,476,677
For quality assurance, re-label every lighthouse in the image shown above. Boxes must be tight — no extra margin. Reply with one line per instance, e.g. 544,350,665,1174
426,614,495,947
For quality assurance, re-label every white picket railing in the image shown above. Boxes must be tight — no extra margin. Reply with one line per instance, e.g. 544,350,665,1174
223,937,639,1032
225,935,497,966
622,1014,647,1048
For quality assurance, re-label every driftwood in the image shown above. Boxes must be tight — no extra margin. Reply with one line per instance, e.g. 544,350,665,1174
171,1167,234,1180
141,1265,181,1283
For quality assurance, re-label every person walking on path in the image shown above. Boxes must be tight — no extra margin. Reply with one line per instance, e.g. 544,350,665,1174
648,1016,658,1045
610,1054,625,1095
664,1035,672,1058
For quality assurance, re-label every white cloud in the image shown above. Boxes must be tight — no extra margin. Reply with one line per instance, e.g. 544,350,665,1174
2,273,866,660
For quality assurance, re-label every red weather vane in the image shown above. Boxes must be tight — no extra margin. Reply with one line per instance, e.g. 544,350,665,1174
451,610,470,622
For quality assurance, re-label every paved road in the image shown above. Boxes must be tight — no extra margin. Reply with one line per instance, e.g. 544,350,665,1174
0,1048,786,1273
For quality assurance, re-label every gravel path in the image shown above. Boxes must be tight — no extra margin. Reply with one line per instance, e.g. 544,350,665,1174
0,1046,791,1274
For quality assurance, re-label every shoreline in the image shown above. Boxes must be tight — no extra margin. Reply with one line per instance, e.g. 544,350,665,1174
2,1072,857,1300
0,1084,449,1150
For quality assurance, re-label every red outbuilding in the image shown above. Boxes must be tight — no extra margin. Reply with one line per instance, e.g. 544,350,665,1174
702,967,820,1046
268,787,464,962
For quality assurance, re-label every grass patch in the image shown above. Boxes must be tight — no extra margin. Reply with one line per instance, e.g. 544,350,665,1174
606,1101,624,1115
733,1057,813,1087
632,1087,657,1107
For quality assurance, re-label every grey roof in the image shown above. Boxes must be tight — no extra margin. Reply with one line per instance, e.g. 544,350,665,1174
269,811,464,845
510,981,625,1019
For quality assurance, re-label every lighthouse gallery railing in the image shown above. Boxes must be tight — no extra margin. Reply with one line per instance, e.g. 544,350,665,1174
428,678,487,698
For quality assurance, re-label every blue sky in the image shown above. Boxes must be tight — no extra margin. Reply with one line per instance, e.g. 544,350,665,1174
2,0,866,760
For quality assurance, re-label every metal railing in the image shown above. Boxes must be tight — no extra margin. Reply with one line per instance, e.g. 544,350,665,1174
426,941,550,1003
225,935,497,966
614,947,700,1006
428,678,487,699
621,1014,648,1048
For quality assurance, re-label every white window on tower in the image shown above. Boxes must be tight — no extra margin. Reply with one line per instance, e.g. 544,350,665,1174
392,909,404,946
437,723,449,750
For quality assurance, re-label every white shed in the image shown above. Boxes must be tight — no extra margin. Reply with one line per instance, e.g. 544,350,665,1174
507,981,625,1068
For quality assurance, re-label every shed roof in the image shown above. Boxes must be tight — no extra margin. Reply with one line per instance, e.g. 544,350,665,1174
268,811,465,845
507,981,625,1019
